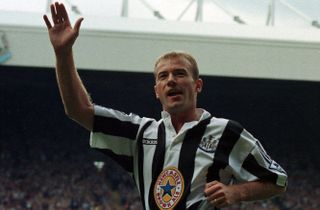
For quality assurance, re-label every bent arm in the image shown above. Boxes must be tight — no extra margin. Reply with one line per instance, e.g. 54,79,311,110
205,180,286,208
224,180,286,202
204,125,287,208
234,180,285,202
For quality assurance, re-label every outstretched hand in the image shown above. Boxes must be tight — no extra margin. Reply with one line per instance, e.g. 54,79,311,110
43,2,83,54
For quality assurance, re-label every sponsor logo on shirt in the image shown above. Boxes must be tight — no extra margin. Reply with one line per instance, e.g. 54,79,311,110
154,167,184,209
142,138,158,145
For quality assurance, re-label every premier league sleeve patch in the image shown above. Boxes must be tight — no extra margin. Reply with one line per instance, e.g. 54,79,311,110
154,167,185,209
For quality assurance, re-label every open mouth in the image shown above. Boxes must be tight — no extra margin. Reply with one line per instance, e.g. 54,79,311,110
167,89,183,97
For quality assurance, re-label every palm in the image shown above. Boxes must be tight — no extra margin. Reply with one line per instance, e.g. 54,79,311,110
43,3,83,53
49,22,77,51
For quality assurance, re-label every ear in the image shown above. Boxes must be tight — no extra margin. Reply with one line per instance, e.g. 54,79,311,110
195,78,203,93
154,84,159,99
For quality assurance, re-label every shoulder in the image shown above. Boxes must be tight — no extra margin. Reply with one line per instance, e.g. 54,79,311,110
206,117,251,145
208,117,244,132
93,104,159,123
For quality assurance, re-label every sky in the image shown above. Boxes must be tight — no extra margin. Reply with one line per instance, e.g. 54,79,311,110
1,0,320,29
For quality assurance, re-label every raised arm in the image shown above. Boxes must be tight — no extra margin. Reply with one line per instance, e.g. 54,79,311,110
43,2,93,130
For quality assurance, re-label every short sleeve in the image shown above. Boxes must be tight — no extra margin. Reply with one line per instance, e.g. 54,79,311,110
229,128,287,187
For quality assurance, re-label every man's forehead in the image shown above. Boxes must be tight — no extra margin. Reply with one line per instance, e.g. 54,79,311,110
155,57,191,71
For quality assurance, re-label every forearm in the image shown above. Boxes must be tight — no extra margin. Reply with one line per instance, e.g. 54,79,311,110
55,49,93,130
233,181,286,202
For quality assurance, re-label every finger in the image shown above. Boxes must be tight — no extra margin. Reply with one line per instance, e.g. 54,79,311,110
50,4,58,24
59,3,70,24
204,182,221,196
55,2,63,23
207,191,224,202
74,18,84,35
43,15,52,29
215,197,227,208
210,198,219,207
205,181,218,188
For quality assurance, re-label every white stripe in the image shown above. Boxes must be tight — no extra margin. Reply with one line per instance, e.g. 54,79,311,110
90,132,135,156
188,117,228,206
229,129,257,182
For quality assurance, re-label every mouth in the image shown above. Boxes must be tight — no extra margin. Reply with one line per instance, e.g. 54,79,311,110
166,89,183,97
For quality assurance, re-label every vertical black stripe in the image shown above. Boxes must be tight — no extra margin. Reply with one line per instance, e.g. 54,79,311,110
148,122,166,210
206,120,243,182
137,120,153,210
175,117,212,210
186,200,202,210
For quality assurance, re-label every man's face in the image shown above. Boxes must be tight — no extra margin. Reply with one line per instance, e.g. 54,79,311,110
154,56,203,115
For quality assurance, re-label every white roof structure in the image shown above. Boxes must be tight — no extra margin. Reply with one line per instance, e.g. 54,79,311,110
1,0,320,81
1,0,320,28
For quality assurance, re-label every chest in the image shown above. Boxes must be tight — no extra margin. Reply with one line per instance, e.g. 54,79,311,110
141,121,221,169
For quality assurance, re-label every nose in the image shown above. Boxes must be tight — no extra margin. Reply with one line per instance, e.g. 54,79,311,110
167,73,176,86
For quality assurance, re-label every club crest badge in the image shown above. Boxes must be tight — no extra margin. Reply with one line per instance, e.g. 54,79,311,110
199,135,218,153
154,167,184,209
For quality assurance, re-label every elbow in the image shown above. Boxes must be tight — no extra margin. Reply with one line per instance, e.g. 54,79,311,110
272,184,287,197
63,104,94,131
64,107,77,120
279,185,287,194
64,108,83,125
63,103,89,120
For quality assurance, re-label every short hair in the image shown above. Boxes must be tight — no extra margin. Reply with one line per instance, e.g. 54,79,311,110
154,51,199,80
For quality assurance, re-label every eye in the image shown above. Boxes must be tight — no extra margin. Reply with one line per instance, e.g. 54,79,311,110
157,72,168,80
174,69,187,77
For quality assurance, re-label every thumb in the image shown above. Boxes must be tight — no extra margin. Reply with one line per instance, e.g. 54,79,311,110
74,17,84,35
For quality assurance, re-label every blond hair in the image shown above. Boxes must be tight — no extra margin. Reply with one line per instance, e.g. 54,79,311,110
154,51,199,80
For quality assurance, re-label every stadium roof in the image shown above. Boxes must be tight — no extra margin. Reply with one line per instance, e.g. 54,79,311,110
1,0,320,29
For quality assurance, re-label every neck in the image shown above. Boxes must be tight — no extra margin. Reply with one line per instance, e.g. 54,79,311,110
169,109,201,133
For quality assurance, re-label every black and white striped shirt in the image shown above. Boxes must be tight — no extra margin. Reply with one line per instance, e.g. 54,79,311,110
90,105,287,210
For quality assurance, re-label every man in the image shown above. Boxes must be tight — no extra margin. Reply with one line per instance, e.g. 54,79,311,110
43,2,287,210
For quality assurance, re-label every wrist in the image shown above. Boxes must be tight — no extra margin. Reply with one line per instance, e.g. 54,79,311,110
55,48,73,59
232,184,247,203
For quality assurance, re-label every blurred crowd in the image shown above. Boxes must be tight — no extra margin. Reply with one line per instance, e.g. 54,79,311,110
0,145,319,210
0,149,142,210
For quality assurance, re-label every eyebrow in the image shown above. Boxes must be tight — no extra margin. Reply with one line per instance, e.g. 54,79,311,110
174,68,188,72
157,68,187,74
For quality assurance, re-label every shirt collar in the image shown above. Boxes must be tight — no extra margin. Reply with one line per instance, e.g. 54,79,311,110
161,108,211,122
